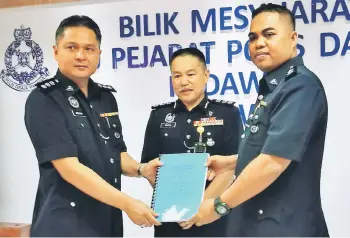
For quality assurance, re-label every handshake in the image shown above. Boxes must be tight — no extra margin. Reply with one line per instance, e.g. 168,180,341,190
124,155,237,228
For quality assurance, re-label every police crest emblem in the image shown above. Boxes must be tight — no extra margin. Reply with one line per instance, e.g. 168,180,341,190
0,25,49,91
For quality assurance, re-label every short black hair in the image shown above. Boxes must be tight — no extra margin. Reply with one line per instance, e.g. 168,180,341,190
170,48,207,69
252,3,296,30
55,15,102,45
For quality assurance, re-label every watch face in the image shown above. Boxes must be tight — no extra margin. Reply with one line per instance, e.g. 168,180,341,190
217,205,227,215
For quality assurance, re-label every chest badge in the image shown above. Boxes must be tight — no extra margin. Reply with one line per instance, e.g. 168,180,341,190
114,132,121,139
165,113,175,123
100,112,118,117
193,117,223,127
207,138,215,147
68,96,79,108
250,125,259,134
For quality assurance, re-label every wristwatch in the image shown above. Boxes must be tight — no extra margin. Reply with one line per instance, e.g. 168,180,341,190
137,163,146,177
214,197,231,216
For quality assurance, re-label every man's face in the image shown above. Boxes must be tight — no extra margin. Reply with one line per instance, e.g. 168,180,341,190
248,12,297,72
171,55,209,106
54,26,101,81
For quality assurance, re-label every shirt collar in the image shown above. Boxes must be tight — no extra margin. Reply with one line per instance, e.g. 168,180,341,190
174,94,209,114
55,69,100,97
260,56,304,93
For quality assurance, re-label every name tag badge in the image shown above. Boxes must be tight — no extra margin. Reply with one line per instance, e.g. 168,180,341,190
160,122,176,128
71,110,86,117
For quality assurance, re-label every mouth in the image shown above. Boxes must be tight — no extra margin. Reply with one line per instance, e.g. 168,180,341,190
74,65,88,69
255,52,269,60
180,88,193,93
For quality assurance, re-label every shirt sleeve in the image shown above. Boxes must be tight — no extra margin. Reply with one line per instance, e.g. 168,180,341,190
141,110,161,163
221,105,244,155
24,91,78,165
261,75,327,162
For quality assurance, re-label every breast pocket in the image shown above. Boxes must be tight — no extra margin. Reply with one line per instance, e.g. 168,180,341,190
202,126,223,153
245,107,269,146
68,117,97,153
160,127,183,153
107,116,126,150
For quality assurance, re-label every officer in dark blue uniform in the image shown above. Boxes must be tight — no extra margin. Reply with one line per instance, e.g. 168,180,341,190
192,4,329,237
140,48,243,237
24,15,160,237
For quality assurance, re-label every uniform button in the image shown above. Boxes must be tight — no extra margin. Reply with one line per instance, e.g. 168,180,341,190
164,133,168,137
104,140,107,145
207,132,211,136
258,209,263,215
249,114,253,119
114,178,118,183
186,135,191,139
258,95,264,100
81,123,84,127
113,124,116,128
241,134,245,139
187,150,191,153
90,104,93,108
110,158,114,163
187,119,191,124
254,115,259,120
70,202,76,207
97,123,100,127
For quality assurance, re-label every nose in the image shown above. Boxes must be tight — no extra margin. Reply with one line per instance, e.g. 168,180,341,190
180,76,190,86
76,49,87,60
255,36,266,50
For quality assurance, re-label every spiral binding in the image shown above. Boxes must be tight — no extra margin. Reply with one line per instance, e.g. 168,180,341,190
150,159,162,210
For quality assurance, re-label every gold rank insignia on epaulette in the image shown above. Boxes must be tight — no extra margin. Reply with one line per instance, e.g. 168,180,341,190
209,99,236,107
36,78,60,91
151,101,175,110
286,65,298,80
96,83,117,92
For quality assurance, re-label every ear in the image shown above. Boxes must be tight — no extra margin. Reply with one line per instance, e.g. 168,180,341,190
204,69,210,84
290,31,298,48
53,45,58,61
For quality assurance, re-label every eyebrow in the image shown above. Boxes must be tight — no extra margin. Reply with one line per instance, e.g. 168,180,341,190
248,27,276,37
64,42,96,47
172,69,196,74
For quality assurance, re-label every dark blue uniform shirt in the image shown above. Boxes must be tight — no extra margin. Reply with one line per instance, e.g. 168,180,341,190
24,70,126,237
232,56,329,237
141,96,243,237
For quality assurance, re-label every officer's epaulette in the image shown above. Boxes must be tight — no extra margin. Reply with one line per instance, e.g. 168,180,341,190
35,77,60,91
209,99,236,107
285,65,298,81
151,101,175,110
96,83,117,92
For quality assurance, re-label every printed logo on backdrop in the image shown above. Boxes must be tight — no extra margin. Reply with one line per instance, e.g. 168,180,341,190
0,25,49,92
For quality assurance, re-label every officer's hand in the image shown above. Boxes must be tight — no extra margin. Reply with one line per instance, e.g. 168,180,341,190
206,155,237,176
141,158,163,186
179,199,221,229
124,198,161,227
206,168,216,181
194,198,221,226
